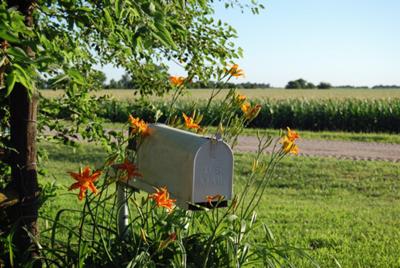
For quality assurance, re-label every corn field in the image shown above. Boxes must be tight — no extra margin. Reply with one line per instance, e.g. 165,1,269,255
41,97,400,133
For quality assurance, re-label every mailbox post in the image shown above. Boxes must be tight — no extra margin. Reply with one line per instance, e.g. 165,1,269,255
116,182,130,237
117,124,233,236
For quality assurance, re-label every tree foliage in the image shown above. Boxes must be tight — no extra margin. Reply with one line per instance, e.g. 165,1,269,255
0,0,263,185
286,78,332,90
285,78,315,89
0,0,256,96
317,82,332,89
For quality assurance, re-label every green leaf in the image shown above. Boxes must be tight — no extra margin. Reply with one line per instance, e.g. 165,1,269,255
148,2,155,14
12,63,36,95
50,74,69,86
33,56,53,65
5,70,16,96
14,70,32,92
104,9,114,31
114,0,120,18
7,47,32,63
75,7,92,13
152,22,177,50
7,47,27,58
13,63,30,80
0,30,20,43
67,69,85,85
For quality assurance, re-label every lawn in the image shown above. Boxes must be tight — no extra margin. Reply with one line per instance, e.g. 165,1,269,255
41,88,400,101
235,153,400,267
38,141,400,267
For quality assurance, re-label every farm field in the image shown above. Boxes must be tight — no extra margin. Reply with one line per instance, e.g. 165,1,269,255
40,88,400,133
102,121,400,144
38,142,400,267
40,88,400,101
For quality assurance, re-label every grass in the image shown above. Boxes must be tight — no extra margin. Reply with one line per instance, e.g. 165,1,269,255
235,153,400,267
101,121,400,144
38,142,107,227
41,88,400,101
38,141,400,267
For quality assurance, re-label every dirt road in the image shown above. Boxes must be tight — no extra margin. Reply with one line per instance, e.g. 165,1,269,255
235,136,400,162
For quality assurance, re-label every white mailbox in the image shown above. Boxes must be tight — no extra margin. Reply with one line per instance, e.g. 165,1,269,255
126,123,233,209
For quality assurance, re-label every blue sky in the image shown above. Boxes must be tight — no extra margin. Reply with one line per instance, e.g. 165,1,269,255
102,0,400,87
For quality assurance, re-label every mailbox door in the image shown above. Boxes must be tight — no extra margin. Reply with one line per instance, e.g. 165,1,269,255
193,141,233,203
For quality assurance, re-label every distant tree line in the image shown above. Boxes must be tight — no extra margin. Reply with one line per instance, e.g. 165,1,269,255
335,85,370,89
106,76,271,89
106,73,135,89
187,81,270,89
372,85,400,89
285,79,400,89
38,71,400,90
285,78,332,89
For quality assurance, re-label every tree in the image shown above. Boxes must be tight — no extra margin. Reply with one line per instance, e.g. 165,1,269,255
286,79,319,89
91,70,107,88
0,0,263,263
285,78,308,89
108,78,118,89
306,82,316,89
317,82,332,89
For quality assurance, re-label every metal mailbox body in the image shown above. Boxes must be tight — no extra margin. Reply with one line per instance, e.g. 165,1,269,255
127,124,233,208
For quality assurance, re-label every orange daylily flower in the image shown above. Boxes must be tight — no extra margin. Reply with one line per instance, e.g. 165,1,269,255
241,102,262,120
149,186,176,213
128,115,149,136
206,194,223,205
169,76,186,87
68,166,102,200
241,102,251,113
286,127,300,142
281,136,299,155
115,159,142,180
249,104,262,118
281,128,300,155
182,113,200,129
236,94,247,102
226,64,245,78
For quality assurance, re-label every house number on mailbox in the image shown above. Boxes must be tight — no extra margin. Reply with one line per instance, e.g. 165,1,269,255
200,166,224,186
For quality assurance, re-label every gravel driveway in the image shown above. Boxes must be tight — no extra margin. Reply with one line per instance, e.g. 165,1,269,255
235,136,400,162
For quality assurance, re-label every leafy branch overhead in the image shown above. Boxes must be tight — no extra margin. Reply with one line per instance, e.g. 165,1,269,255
0,0,265,190
0,0,263,97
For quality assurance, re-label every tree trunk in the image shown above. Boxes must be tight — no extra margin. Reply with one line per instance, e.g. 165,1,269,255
8,87,40,264
6,0,41,266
